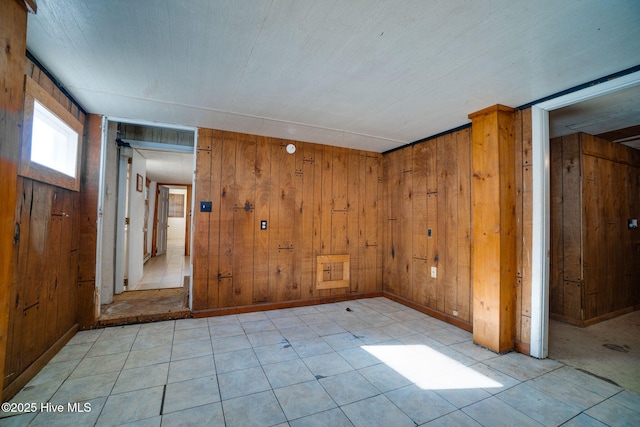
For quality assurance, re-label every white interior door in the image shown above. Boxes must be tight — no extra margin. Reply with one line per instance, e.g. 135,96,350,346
114,148,131,295
157,186,169,255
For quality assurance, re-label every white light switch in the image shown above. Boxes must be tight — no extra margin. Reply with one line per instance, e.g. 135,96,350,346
431,266,437,278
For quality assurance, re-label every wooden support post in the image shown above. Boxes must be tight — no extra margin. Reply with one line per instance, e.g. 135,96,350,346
469,105,517,353
1,0,29,403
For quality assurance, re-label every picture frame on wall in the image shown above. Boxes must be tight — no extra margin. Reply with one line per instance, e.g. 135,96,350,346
136,173,143,192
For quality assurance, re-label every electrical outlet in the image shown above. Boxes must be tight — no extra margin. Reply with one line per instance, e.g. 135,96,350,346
260,220,267,230
431,266,437,278
427,228,432,237
453,310,458,317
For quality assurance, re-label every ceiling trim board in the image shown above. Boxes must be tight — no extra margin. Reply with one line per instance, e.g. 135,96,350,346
26,49,86,114
382,123,472,155
107,116,198,133
517,64,640,111
120,139,194,153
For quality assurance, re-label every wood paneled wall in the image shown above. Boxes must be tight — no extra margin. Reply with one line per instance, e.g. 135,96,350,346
514,108,533,351
193,129,383,313
119,123,194,147
0,0,28,403
4,57,87,398
382,129,473,329
550,132,640,326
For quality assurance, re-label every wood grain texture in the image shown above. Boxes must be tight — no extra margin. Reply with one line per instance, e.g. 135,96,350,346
192,130,382,311
1,0,28,401
514,108,533,345
469,105,516,353
381,130,472,329
550,132,640,326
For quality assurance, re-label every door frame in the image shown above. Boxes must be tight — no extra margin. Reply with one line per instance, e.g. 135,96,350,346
96,117,197,314
152,184,192,257
529,70,640,358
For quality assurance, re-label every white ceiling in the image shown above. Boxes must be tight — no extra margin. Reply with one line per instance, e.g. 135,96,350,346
550,85,640,149
135,148,194,185
26,0,640,153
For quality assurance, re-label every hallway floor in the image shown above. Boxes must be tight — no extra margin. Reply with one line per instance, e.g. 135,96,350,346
549,310,640,394
130,239,190,291
2,298,639,426
98,239,191,326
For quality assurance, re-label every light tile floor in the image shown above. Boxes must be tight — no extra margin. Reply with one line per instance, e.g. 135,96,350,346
130,239,190,291
1,298,639,426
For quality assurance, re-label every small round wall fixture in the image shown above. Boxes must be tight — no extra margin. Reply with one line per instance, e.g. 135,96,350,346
286,143,296,154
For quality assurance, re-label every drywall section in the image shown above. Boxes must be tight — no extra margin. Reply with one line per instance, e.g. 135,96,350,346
193,129,383,313
167,188,187,240
550,132,640,326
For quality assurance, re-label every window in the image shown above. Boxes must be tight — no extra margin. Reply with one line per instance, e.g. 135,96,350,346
20,76,83,191
31,100,78,178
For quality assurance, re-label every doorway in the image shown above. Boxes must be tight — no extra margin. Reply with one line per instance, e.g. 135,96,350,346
129,185,191,292
96,119,196,323
529,71,640,392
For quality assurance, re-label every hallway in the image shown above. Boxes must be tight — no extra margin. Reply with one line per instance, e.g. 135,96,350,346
98,238,191,326
129,238,190,291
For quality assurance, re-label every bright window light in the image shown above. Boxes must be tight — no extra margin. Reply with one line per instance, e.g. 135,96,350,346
31,100,78,178
362,345,503,390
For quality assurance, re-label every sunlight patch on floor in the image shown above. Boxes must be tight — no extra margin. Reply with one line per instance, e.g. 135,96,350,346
362,345,502,390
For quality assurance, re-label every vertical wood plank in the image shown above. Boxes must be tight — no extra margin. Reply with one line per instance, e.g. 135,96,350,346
436,135,447,312
218,132,236,307
456,129,472,322
207,130,223,309
562,134,582,283
444,133,458,316
364,155,379,293
193,140,211,310
253,136,271,303
275,141,296,301
318,145,333,297
424,192,438,309
292,141,304,300
549,138,565,316
312,144,325,297
413,143,428,261
232,133,256,306
299,142,316,299
347,150,362,293
399,155,413,299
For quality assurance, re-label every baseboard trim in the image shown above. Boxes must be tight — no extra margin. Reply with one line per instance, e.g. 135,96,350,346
382,292,473,332
2,324,78,402
514,340,531,355
192,292,384,318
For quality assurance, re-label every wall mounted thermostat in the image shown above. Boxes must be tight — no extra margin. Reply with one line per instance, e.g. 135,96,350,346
200,201,212,212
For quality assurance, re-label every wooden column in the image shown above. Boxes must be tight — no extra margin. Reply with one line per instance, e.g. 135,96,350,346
0,0,29,403
469,105,517,353
75,114,103,329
